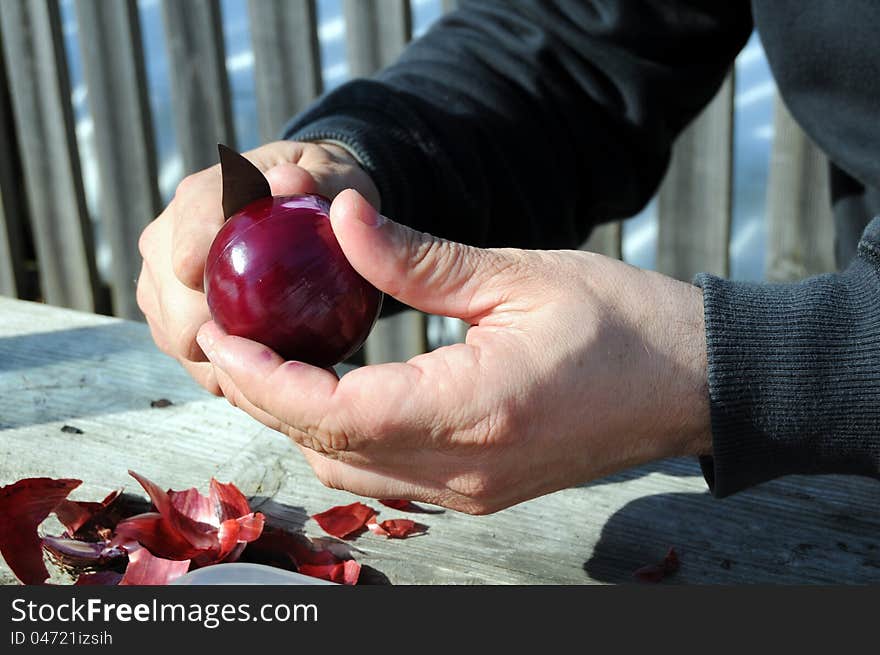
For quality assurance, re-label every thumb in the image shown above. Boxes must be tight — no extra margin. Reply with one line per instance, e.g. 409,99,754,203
329,189,501,320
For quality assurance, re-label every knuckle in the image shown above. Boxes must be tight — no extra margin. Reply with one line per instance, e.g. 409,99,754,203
398,235,466,299
314,467,342,491
135,277,150,314
172,318,203,362
409,235,450,277
284,415,349,456
326,428,351,453
174,173,199,198
172,244,204,286
311,415,351,454
137,223,154,259
447,471,497,510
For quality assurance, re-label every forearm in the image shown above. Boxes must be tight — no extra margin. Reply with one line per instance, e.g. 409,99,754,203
695,218,880,496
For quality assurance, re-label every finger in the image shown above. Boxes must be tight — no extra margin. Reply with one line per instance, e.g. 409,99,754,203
329,189,506,321
181,359,221,396
197,319,453,458
136,263,159,329
155,277,213,364
196,321,342,438
210,358,327,450
296,446,450,506
170,168,224,291
264,162,318,196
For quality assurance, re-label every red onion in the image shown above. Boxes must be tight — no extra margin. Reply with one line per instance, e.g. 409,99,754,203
204,193,382,367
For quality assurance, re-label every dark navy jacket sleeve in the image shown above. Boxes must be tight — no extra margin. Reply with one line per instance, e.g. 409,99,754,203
695,218,880,497
284,0,752,249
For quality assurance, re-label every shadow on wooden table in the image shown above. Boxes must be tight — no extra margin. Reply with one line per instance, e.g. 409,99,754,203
580,457,705,489
0,323,209,429
583,474,880,584
0,324,144,372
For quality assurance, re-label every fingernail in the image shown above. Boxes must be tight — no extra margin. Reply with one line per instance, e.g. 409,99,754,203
353,197,386,227
196,333,216,361
359,208,386,227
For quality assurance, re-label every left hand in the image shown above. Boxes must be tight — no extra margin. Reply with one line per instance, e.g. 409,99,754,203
196,190,711,514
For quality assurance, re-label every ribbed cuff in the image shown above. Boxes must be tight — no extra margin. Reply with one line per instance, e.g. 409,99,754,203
695,222,880,497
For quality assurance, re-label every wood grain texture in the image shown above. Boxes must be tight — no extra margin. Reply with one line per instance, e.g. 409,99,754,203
75,0,160,320
364,310,427,364
161,0,235,173
0,22,28,299
657,73,734,281
583,222,622,259
343,0,411,78
0,0,99,311
765,95,836,282
2,296,880,585
248,0,322,144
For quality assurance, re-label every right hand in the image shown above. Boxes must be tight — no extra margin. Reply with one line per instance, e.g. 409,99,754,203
136,140,380,394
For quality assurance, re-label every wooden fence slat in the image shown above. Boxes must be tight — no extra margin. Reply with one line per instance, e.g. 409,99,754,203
75,0,159,320
583,222,622,259
161,0,235,174
0,22,29,298
249,0,321,144
765,95,835,282
0,185,16,298
343,0,411,78
0,0,99,311
341,0,425,362
656,73,734,281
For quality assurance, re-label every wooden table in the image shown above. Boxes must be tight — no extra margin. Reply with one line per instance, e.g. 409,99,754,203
2,296,880,585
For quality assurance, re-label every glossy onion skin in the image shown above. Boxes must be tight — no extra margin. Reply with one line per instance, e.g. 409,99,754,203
204,194,382,367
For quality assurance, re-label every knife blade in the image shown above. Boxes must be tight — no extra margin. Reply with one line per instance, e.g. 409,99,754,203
218,143,272,220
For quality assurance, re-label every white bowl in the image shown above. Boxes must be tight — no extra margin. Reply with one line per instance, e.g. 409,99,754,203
171,563,336,585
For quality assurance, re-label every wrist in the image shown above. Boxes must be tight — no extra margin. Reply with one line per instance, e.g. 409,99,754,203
313,140,363,166
643,272,712,461
313,140,382,211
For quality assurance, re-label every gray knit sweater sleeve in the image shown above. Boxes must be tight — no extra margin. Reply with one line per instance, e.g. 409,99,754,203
694,217,880,497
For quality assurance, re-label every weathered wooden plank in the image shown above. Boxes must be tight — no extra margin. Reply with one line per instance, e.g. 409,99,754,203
341,0,424,361
583,222,622,259
0,187,16,298
656,73,734,281
343,0,411,78
75,0,160,320
161,0,235,173
364,312,428,363
248,0,322,144
0,22,29,299
3,294,880,585
765,95,836,282
0,0,99,311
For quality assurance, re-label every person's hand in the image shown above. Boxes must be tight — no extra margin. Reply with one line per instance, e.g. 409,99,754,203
136,140,379,394
194,189,712,514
